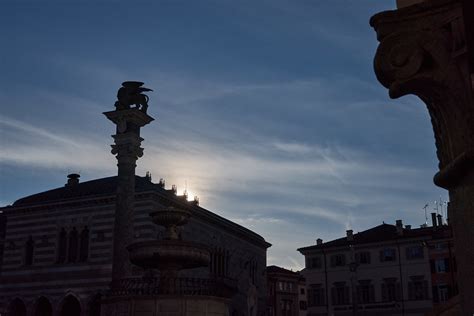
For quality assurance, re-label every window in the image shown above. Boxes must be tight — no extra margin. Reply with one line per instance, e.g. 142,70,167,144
300,288,305,295
79,226,89,262
435,242,447,250
406,246,424,260
68,227,78,263
381,278,401,302
210,248,230,278
25,236,34,266
408,276,428,300
331,282,349,305
306,256,322,269
280,299,292,316
57,228,67,263
299,300,307,310
356,251,371,264
357,280,375,303
308,284,325,307
380,248,396,262
431,258,450,273
432,284,453,303
330,254,346,267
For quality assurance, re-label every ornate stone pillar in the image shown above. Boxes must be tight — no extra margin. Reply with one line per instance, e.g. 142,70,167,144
370,1,474,314
104,82,154,288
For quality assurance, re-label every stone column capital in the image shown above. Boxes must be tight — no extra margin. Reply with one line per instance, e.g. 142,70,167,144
371,0,474,189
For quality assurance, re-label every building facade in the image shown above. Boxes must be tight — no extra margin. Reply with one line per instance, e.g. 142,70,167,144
0,174,271,316
266,265,307,316
427,222,458,306
298,219,455,316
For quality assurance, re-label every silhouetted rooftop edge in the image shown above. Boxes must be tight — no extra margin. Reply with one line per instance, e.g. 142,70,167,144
298,223,451,252
3,175,271,248
266,265,300,276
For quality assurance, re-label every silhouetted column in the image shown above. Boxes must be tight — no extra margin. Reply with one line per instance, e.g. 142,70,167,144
371,1,474,314
104,81,154,289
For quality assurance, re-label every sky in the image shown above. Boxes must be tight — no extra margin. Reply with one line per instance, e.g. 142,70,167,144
0,0,448,270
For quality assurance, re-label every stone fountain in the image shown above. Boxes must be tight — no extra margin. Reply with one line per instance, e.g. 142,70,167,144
127,206,210,293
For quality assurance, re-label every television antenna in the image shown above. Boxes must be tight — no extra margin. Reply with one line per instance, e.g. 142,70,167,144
422,203,429,225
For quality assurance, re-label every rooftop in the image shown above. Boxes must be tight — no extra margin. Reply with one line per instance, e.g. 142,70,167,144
12,175,158,206
298,223,451,253
266,265,300,276
2,175,271,249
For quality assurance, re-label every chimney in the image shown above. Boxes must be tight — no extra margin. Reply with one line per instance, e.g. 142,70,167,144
316,238,323,245
396,220,403,235
65,173,80,187
346,230,354,241
431,213,437,227
405,225,412,230
437,214,443,226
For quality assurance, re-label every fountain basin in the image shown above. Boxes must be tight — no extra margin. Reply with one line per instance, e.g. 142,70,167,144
127,240,210,270
150,207,191,227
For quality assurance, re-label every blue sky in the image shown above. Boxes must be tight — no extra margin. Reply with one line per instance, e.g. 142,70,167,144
0,0,448,270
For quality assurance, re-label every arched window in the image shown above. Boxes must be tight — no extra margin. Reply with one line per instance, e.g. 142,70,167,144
34,296,53,316
25,236,34,266
8,298,27,316
68,227,78,263
57,228,67,263
60,295,81,316
79,226,90,262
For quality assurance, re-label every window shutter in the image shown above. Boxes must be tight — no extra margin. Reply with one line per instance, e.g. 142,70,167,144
447,285,453,298
344,286,350,304
331,255,336,267
321,288,325,305
423,281,429,300
379,250,384,262
445,258,450,272
406,247,410,259
367,252,371,264
341,255,346,266
408,282,414,300
79,227,89,262
355,253,360,263
432,286,439,303
396,283,402,301
430,259,435,273
369,285,375,302
381,283,387,301
331,287,336,305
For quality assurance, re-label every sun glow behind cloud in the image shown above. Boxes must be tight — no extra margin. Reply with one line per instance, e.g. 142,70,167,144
0,0,448,270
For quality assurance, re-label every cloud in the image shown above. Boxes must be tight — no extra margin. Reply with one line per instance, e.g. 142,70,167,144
0,114,113,171
0,52,445,270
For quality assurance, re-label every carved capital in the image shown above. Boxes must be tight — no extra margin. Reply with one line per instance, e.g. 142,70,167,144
371,0,474,189
111,143,144,160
